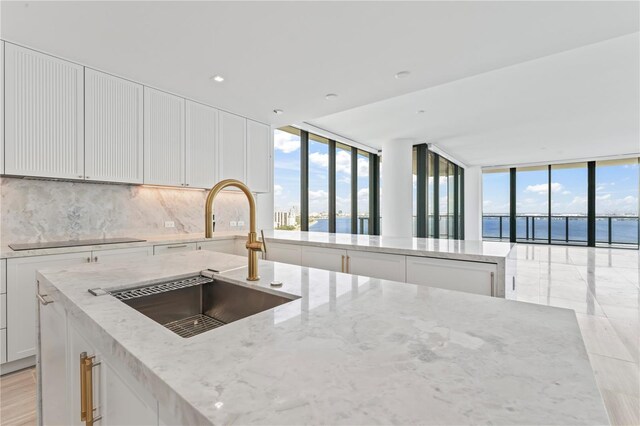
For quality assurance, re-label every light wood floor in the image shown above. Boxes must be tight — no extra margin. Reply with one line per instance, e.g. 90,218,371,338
0,367,36,426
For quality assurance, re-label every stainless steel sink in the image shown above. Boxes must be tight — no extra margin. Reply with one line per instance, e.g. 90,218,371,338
111,275,298,338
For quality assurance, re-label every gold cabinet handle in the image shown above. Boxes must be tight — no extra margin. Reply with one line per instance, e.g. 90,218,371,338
37,293,53,305
346,255,350,273
80,353,87,421
166,244,187,249
80,352,102,425
341,255,345,273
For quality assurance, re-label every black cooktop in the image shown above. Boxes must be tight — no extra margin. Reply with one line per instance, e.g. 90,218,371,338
9,237,147,251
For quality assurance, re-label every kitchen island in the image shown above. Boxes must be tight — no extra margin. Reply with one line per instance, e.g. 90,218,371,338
36,250,608,425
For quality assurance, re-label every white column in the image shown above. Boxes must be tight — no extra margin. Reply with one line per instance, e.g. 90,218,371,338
464,166,483,241
381,139,415,237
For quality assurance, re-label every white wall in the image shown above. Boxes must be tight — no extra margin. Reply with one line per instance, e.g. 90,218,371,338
464,166,483,241
381,139,415,238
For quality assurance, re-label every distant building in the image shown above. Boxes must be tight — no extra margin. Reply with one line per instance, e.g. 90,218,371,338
274,208,297,228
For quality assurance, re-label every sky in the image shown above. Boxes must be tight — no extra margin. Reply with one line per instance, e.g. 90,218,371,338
483,161,639,216
274,129,371,216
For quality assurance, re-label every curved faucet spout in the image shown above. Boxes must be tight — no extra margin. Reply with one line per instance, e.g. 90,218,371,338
204,179,262,281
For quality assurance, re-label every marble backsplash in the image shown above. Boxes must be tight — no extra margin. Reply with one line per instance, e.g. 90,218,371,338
0,177,250,243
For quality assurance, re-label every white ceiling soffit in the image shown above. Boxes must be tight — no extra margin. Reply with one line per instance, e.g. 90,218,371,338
311,32,640,167
1,1,638,129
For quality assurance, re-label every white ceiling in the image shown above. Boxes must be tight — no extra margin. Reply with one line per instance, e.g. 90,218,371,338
312,33,640,166
2,1,638,166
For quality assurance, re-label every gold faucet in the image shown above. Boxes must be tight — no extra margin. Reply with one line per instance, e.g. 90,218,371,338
205,179,263,281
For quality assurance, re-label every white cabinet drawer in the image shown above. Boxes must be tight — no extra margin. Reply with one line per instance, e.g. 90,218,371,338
346,250,406,282
197,240,236,255
406,256,497,297
301,246,347,273
153,243,197,255
264,242,301,266
0,294,6,329
92,246,153,264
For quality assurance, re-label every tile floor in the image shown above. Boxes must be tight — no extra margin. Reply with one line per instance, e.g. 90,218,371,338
0,243,638,425
510,244,639,425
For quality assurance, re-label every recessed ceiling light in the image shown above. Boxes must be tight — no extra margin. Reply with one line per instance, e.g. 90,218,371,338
417,110,425,114
325,93,338,100
273,109,284,115
210,75,225,83
395,71,411,79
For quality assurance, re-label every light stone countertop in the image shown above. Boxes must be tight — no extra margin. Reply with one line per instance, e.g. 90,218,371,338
2,230,514,263
37,250,608,425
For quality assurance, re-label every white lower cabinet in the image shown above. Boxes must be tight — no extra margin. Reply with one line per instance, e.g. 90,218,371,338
346,250,406,282
39,294,69,425
197,240,236,255
6,252,91,362
40,302,158,425
92,246,153,264
99,357,158,425
153,242,197,255
264,241,301,265
406,256,498,296
0,330,6,364
301,246,347,273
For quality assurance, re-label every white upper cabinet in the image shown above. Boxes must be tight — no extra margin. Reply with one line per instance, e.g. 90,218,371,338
218,110,246,183
246,119,271,193
4,43,84,179
1,41,4,175
186,100,218,189
85,69,143,183
144,87,185,186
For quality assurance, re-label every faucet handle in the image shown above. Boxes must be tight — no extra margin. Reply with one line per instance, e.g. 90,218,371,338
260,229,267,259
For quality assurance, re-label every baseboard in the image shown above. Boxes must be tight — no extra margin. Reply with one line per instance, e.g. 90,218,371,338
0,355,36,375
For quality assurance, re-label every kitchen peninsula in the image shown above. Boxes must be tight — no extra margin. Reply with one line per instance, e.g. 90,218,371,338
36,250,607,425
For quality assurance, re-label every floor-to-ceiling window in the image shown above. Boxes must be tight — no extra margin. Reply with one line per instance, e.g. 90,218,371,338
274,126,380,235
516,165,549,242
551,162,588,244
412,147,418,236
482,158,639,248
427,152,435,237
307,134,329,231
482,169,511,240
413,145,464,239
273,127,301,230
596,158,639,247
357,150,370,234
335,143,352,233
439,156,450,239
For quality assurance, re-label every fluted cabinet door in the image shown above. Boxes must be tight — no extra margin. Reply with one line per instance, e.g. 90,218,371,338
4,43,84,179
218,110,246,183
1,41,4,175
144,87,185,186
246,119,271,193
85,69,143,183
186,100,218,189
